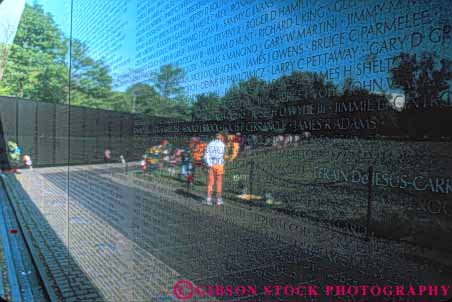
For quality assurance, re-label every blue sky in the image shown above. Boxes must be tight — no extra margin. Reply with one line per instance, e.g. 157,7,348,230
26,0,71,34
12,0,452,99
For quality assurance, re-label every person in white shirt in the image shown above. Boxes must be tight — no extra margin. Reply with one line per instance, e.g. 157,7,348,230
204,132,226,205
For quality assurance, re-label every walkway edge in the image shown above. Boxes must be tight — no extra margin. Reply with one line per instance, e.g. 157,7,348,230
1,176,59,302
0,176,20,301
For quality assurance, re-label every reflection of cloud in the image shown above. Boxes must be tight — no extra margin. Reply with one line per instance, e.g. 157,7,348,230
376,91,405,111
388,93,405,111
0,0,25,44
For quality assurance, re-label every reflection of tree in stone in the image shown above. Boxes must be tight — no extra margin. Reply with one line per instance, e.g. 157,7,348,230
126,83,160,114
126,81,191,120
216,72,338,122
191,93,223,121
70,39,113,107
150,64,185,99
391,52,452,105
223,77,270,120
390,52,452,138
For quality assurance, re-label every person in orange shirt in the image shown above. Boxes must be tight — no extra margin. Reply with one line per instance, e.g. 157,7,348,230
224,134,240,162
189,137,207,184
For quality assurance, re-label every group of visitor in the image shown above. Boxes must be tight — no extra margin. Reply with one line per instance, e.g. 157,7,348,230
142,132,240,205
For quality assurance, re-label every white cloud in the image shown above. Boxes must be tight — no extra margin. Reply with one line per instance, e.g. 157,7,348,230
0,0,25,45
387,93,405,111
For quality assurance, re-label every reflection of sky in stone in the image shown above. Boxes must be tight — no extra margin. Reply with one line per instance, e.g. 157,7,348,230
25,0,71,35
37,0,452,96
71,0,135,87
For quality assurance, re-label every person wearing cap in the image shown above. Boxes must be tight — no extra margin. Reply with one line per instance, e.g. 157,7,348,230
204,132,226,205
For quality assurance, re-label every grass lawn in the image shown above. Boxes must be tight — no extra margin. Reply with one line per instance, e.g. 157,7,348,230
134,138,452,254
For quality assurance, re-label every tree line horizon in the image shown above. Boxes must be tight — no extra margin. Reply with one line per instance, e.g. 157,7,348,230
0,3,451,139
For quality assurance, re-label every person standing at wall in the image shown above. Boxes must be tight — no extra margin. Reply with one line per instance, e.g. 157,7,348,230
180,146,192,180
119,154,127,174
104,148,111,163
204,132,226,206
23,154,32,170
140,155,147,171
159,139,172,171
189,137,207,184
224,134,240,162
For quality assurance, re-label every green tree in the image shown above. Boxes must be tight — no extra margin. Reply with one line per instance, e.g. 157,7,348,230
126,82,160,114
170,95,191,121
390,52,452,138
0,36,11,95
151,64,185,99
0,4,68,102
124,82,191,120
0,22,15,82
70,39,113,108
0,4,116,109
391,52,452,106
223,77,270,120
269,71,336,102
109,91,132,112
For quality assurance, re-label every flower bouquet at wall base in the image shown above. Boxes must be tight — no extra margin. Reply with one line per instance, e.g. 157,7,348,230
236,185,264,204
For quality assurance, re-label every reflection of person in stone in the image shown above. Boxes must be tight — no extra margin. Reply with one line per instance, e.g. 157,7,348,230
23,155,32,170
204,132,226,205
120,155,127,173
104,148,111,163
224,134,240,162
